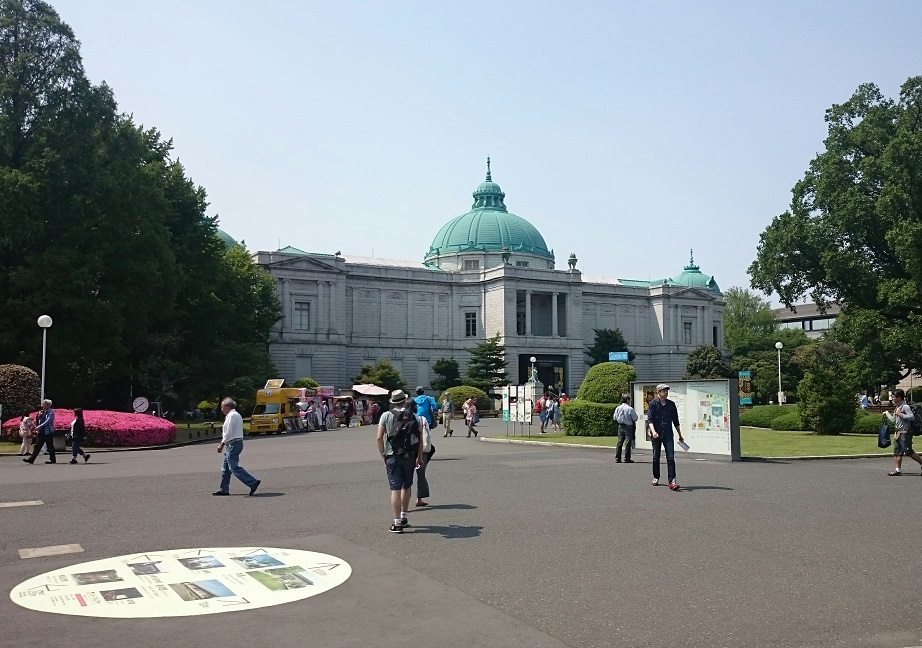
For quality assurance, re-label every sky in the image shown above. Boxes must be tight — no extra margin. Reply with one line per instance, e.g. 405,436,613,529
51,0,922,300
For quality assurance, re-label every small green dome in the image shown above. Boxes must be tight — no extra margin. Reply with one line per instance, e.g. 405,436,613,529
425,159,553,261
670,250,721,293
216,228,236,248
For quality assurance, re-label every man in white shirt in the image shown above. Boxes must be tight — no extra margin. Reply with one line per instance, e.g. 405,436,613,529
213,397,261,496
613,394,639,463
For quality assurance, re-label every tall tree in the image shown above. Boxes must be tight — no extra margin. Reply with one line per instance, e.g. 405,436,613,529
353,360,407,394
794,341,859,435
585,328,635,366
431,358,461,392
749,77,922,378
723,287,778,354
466,333,509,392
684,345,731,379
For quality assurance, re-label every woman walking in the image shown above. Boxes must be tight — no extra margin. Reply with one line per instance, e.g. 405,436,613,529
463,397,479,437
19,415,35,455
69,409,91,464
408,399,435,507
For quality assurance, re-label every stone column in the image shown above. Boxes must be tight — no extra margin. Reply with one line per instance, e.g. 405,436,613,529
316,281,323,332
407,291,414,339
552,292,559,337
525,290,532,336
327,280,335,333
280,278,289,333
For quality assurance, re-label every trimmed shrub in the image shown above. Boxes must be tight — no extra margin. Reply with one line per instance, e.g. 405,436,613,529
438,386,490,412
852,410,886,434
293,377,319,389
576,363,637,404
561,400,618,436
0,364,41,421
739,405,791,428
197,400,216,412
770,411,803,431
1,409,176,446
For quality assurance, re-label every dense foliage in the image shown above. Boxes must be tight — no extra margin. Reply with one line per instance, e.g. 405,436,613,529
576,362,637,404
684,345,731,379
293,377,319,389
437,386,490,412
750,77,922,383
585,328,635,366
431,358,461,392
465,334,509,392
0,364,40,420
353,360,407,394
2,409,175,446
794,342,859,435
0,1,281,412
561,400,618,437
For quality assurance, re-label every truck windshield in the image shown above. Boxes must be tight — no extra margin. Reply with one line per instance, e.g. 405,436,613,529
253,403,280,415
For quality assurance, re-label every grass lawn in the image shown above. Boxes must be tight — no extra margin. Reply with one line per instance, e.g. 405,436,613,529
490,428,886,458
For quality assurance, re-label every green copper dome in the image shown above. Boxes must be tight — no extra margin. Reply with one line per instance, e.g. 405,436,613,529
425,159,553,261
670,250,721,293
216,228,236,248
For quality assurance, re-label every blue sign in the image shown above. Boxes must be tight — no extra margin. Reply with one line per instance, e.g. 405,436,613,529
608,351,629,362
738,370,753,405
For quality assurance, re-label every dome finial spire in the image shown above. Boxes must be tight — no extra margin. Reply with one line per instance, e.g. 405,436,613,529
689,248,695,266
485,156,492,182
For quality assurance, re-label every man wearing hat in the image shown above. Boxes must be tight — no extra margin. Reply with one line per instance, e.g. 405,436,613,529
376,389,425,533
646,384,685,491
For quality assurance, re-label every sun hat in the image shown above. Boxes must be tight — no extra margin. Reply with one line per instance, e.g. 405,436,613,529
390,389,408,404
656,384,670,391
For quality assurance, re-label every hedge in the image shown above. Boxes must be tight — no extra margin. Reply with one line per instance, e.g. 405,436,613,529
739,405,792,428
576,363,637,404
770,411,803,431
2,409,176,447
852,410,886,435
561,400,618,436
438,386,491,413
0,364,40,421
742,404,888,434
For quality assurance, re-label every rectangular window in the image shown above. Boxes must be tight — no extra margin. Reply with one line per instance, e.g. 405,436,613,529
683,321,692,345
465,312,477,337
295,356,313,381
516,311,526,335
417,360,429,389
294,302,311,331
463,260,480,271
713,325,719,347
515,261,529,268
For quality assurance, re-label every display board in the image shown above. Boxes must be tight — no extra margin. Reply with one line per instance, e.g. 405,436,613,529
631,379,741,460
10,547,351,618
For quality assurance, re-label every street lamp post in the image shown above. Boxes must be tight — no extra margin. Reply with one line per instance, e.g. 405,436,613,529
529,356,537,383
775,341,784,404
37,315,53,401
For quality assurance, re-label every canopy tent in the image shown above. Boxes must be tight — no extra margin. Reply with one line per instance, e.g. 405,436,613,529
351,384,389,396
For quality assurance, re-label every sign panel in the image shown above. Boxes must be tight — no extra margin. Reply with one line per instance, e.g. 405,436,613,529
10,547,351,618
631,379,741,460
738,371,753,405
608,351,629,362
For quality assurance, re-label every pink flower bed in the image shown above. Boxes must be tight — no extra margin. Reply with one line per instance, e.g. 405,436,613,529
2,409,176,447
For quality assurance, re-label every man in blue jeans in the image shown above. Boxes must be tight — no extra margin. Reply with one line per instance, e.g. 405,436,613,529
213,398,261,496
646,384,685,491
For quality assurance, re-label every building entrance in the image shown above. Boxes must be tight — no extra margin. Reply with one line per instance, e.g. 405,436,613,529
518,354,567,394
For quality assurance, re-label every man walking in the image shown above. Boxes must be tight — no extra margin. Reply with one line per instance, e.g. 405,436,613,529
887,388,922,476
441,392,454,437
646,384,684,491
614,394,638,463
24,399,56,464
376,390,424,533
414,387,438,429
213,398,261,496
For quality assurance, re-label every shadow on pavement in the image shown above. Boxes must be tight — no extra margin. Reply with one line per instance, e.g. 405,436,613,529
409,524,483,539
414,503,477,511
680,485,734,492
249,492,285,498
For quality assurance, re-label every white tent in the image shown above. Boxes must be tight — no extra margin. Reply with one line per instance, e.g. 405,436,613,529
351,384,389,396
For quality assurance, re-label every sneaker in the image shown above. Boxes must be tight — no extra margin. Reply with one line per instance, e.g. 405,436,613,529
249,480,261,496
84,454,91,463
615,458,622,463
625,459,634,463
389,524,403,534
888,470,901,476
69,459,77,464
212,490,230,496
651,478,659,486
398,518,409,528
669,480,680,491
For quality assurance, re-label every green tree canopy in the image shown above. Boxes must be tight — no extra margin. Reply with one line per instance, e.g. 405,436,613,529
353,360,407,394
794,341,859,435
723,287,778,354
466,333,508,392
431,358,461,392
684,345,731,379
585,328,635,366
749,77,922,378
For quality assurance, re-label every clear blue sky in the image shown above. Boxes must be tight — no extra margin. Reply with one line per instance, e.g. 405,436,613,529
53,0,922,298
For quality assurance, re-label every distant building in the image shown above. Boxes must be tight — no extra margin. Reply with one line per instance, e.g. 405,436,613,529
252,161,726,393
774,303,841,339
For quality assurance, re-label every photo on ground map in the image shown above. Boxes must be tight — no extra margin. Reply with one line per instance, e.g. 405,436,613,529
100,587,143,601
168,579,234,602
127,561,169,576
248,566,314,591
231,554,284,570
177,556,225,571
72,570,123,585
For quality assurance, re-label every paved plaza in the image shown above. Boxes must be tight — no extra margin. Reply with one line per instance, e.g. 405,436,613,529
1,418,920,648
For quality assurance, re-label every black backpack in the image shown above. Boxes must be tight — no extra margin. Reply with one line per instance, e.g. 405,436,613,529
909,403,922,435
388,408,420,458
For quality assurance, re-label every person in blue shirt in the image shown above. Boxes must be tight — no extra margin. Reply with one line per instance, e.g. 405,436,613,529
24,399,56,464
413,386,438,428
646,384,685,491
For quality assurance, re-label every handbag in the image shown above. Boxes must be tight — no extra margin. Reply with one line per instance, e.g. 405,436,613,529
878,423,891,449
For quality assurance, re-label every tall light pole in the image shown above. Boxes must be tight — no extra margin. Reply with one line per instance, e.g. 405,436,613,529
775,341,784,404
37,315,53,401
529,356,537,383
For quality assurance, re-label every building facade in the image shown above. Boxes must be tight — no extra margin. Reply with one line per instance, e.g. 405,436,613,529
254,162,726,394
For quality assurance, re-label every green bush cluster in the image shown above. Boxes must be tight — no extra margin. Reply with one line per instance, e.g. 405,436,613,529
739,405,790,428
560,401,618,436
770,411,803,431
293,377,319,389
438,386,490,413
576,363,637,404
0,365,40,421
197,400,217,412
852,410,886,434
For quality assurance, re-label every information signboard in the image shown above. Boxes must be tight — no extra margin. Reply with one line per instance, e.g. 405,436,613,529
608,351,629,362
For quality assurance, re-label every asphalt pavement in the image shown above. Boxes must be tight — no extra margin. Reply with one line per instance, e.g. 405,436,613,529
1,418,920,648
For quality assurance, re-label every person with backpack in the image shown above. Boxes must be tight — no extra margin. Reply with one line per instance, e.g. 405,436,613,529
887,388,922,476
414,386,438,430
407,399,435,508
376,390,425,533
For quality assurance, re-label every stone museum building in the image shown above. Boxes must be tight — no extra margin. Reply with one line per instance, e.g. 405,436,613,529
252,161,726,394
